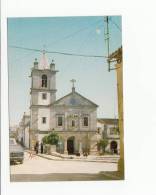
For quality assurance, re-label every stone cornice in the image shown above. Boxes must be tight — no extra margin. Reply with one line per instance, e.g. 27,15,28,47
30,88,57,93
31,68,59,74
30,104,50,109
52,104,96,109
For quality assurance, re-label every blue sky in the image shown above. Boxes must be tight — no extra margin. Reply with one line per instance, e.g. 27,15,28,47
8,16,122,126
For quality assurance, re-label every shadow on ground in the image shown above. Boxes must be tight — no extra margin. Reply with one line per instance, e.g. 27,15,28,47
10,171,124,182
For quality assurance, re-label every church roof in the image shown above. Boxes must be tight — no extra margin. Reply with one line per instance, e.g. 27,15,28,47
53,89,98,107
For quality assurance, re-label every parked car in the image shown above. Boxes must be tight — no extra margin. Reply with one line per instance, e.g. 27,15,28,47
10,138,24,164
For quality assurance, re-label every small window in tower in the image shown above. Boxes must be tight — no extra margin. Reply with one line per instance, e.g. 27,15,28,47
42,74,47,88
42,117,46,124
58,116,63,126
42,93,47,100
84,117,88,126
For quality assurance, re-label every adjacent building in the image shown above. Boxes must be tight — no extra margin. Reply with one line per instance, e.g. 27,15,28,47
97,118,120,154
18,113,30,147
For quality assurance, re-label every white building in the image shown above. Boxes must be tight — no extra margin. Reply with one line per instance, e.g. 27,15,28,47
18,113,30,148
97,118,120,154
29,52,99,154
9,125,18,139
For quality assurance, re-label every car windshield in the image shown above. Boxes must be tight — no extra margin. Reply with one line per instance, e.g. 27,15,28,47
10,139,17,145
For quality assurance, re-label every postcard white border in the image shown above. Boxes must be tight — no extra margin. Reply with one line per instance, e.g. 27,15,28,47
1,0,156,195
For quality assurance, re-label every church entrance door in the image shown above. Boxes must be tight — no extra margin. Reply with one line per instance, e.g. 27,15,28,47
67,137,75,154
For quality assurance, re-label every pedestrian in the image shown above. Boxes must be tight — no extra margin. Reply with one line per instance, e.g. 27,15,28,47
41,142,43,154
29,145,35,159
35,141,39,154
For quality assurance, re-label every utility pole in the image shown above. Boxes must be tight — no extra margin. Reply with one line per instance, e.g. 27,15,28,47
104,16,124,178
104,16,110,72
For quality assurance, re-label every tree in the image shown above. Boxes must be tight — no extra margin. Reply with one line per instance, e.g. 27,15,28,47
42,135,48,144
97,138,108,153
42,132,59,145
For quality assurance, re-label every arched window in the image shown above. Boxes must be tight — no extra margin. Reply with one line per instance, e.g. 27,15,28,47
42,74,47,87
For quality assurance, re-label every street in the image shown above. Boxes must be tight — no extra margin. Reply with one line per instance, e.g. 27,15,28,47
10,152,119,181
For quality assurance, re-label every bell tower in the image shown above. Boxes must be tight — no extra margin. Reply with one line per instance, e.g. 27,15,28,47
29,51,58,146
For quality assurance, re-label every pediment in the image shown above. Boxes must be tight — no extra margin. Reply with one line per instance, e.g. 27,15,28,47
53,91,98,107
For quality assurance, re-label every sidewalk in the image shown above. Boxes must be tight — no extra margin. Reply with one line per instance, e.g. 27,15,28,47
25,150,120,163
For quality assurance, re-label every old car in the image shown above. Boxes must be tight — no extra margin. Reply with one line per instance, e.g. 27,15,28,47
10,138,24,164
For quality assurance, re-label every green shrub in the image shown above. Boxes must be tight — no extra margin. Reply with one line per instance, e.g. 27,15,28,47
42,132,59,145
97,138,108,153
42,135,48,144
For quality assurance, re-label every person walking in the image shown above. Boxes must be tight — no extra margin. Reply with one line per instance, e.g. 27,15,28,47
29,145,35,159
35,141,39,154
41,142,43,154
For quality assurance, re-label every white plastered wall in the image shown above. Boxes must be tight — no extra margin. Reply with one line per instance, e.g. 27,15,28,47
38,92,50,105
38,108,50,131
38,134,47,143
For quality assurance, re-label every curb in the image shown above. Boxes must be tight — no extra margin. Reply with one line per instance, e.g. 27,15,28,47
25,151,119,163
36,154,118,163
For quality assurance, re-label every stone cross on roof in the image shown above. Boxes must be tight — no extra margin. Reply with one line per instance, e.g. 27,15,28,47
70,79,76,87
70,79,76,92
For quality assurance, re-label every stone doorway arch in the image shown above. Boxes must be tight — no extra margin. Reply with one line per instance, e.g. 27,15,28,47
67,136,75,154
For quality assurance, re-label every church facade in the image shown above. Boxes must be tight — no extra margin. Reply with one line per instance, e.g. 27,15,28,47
29,52,100,154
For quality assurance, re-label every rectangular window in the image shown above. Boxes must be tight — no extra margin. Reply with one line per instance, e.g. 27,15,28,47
42,117,46,124
84,117,88,126
58,116,63,126
110,127,117,135
72,120,75,127
42,93,47,100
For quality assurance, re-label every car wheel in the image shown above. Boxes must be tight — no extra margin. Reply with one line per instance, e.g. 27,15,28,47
19,160,23,164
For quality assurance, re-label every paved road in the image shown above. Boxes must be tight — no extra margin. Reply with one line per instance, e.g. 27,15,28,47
10,152,118,181
10,172,121,182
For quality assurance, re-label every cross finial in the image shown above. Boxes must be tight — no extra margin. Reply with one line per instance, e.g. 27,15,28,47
70,79,76,88
43,44,46,54
70,79,76,93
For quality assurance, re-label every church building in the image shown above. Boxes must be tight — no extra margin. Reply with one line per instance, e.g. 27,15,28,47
29,52,100,154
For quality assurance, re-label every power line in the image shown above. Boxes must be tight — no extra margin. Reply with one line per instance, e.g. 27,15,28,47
8,50,36,63
46,19,103,47
109,17,121,32
9,45,107,58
